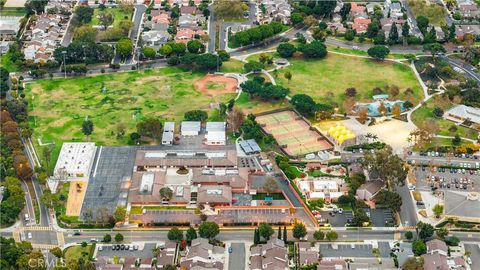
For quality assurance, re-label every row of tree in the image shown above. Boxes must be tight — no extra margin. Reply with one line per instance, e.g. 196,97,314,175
233,22,285,47
276,41,328,59
240,75,289,100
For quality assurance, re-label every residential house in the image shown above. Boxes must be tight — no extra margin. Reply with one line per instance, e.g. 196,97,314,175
348,258,396,270
350,3,367,18
0,16,22,40
356,180,384,201
384,0,403,19
162,122,175,145
151,10,171,24
175,28,205,43
180,5,199,15
327,22,347,34
458,2,479,18
142,30,171,49
180,238,225,269
250,238,288,270
178,13,205,29
366,3,381,14
181,121,201,136
297,242,319,266
260,0,292,25
316,259,348,270
455,24,480,40
426,239,448,256
352,17,371,33
155,242,176,268
422,251,467,270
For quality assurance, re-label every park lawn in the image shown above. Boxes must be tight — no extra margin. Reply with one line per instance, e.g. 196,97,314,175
413,137,469,151
407,0,446,25
235,92,290,114
26,67,237,152
327,46,411,60
220,59,244,73
273,53,424,105
64,244,94,262
89,7,132,28
411,100,478,140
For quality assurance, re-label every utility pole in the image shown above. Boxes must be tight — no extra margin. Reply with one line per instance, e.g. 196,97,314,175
62,51,67,79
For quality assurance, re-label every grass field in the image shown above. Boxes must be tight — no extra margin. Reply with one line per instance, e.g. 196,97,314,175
220,59,244,73
0,7,26,16
407,0,446,25
89,8,132,27
272,53,423,105
26,67,236,149
235,92,290,114
64,244,94,262
411,99,478,140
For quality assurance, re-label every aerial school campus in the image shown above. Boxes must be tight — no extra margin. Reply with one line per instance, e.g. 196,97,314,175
1,0,480,269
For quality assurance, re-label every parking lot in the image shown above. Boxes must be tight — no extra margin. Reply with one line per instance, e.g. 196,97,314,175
216,208,292,225
96,243,156,258
320,242,391,258
132,210,201,225
366,209,394,227
413,166,479,193
319,210,352,227
318,209,393,227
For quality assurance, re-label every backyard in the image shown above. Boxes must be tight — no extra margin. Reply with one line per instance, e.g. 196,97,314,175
272,54,424,105
26,67,237,151
89,7,132,28
407,0,446,25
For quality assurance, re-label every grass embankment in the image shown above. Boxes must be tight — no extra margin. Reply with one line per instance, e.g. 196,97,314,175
89,8,132,28
407,0,446,25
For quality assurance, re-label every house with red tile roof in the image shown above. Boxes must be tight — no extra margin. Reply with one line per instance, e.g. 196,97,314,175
352,17,371,33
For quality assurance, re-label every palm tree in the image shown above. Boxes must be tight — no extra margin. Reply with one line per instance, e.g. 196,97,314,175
371,134,379,142
152,246,160,257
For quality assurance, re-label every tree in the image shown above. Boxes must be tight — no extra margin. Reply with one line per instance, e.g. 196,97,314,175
362,146,407,188
436,228,448,239
50,247,63,258
168,227,183,242
366,21,380,38
367,45,390,60
325,231,338,241
452,135,461,146
143,47,156,59
277,43,296,58
416,16,429,34
412,240,427,256
432,107,444,118
292,222,307,240
283,71,292,83
313,230,325,241
136,118,163,140
195,53,219,71
186,227,197,242
392,103,402,117
405,231,413,240
198,221,220,239
402,22,410,38
283,225,287,243
417,222,435,240
403,257,424,270
116,38,133,59
258,223,274,240
376,190,402,212
277,226,282,239
98,12,114,30
432,204,444,218
103,234,112,243
352,208,370,226
187,40,203,54
261,176,278,195
73,25,97,43
75,6,94,24
227,108,245,133
290,94,317,117
358,107,369,123
244,61,264,73
345,29,355,41
423,43,446,58
345,87,357,98
348,173,366,193
159,44,173,56
291,12,303,25
184,110,208,121
444,236,460,246
253,228,260,244
373,30,386,45
114,207,126,223
299,40,327,58
82,119,93,137
115,233,124,242
388,23,399,44
159,187,173,200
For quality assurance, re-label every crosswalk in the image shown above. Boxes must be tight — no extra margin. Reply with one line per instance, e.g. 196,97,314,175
32,244,58,250
57,232,65,246
20,226,53,232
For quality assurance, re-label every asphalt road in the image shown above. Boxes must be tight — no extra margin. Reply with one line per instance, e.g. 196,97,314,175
113,4,147,65
396,183,418,227
464,243,480,269
228,243,246,270
207,5,216,52
401,0,423,37
440,55,480,83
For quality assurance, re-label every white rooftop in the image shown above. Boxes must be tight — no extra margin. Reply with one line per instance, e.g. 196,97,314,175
313,180,338,191
164,122,175,132
54,142,96,179
206,122,226,132
181,121,201,132
206,131,226,142
140,172,155,193
446,104,480,124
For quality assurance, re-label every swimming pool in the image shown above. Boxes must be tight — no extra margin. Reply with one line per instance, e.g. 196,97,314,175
357,100,405,117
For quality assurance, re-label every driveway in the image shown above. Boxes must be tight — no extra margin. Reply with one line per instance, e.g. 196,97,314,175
228,243,246,270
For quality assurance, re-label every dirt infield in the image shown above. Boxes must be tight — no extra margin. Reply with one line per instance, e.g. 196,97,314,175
194,74,238,96
256,110,333,157
66,181,88,216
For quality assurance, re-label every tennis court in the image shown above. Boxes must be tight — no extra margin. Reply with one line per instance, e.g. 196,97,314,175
256,111,333,157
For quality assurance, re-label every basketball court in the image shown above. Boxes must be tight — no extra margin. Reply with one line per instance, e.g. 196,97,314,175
66,181,88,216
256,110,333,157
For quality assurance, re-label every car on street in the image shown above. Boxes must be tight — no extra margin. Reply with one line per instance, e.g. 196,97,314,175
466,257,472,265
228,247,233,253
27,232,32,239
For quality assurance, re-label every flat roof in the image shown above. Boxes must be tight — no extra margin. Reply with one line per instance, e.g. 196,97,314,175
206,122,225,132
444,191,480,219
181,121,201,132
164,122,175,132
206,131,225,142
162,131,174,142
54,142,96,178
239,139,261,154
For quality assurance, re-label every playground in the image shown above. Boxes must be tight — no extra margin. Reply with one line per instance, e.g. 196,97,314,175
256,110,333,157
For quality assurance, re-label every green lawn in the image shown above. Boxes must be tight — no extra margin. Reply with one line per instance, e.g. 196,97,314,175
64,244,94,262
0,7,26,16
0,51,20,72
407,0,446,25
411,100,478,140
26,67,236,150
234,92,290,115
272,53,423,105
220,59,244,73
89,8,132,27
327,46,412,60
